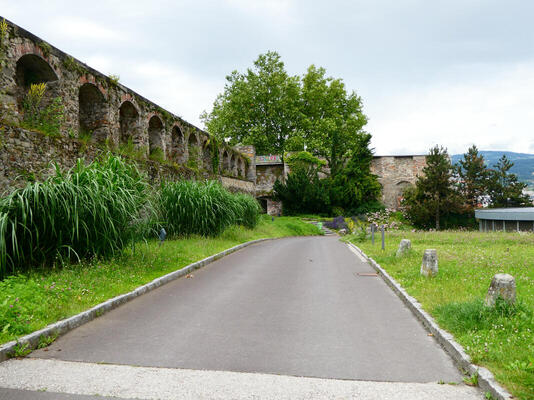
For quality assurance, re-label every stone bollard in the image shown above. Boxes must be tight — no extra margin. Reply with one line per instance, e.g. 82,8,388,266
420,249,438,277
485,274,516,307
396,239,411,257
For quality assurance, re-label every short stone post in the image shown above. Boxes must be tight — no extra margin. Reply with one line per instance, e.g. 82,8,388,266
484,274,516,307
420,249,438,277
396,239,411,257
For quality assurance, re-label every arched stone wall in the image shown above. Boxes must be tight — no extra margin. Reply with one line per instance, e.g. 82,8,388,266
119,101,140,146
79,83,109,141
15,54,59,112
170,125,186,163
148,115,165,157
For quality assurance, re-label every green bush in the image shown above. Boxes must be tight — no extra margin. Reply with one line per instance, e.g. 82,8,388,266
234,193,261,229
158,180,242,237
0,154,151,279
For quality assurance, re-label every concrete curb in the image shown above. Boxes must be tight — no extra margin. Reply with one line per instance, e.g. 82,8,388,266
0,238,272,363
346,242,512,400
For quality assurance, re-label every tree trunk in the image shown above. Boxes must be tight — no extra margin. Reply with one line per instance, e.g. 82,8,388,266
435,199,440,230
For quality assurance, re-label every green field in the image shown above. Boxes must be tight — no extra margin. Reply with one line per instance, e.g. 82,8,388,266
0,215,320,346
348,230,534,399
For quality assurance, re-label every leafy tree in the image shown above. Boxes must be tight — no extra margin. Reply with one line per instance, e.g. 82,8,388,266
402,146,460,230
298,65,368,176
201,51,301,155
456,145,489,209
329,133,382,214
487,155,531,208
201,54,368,174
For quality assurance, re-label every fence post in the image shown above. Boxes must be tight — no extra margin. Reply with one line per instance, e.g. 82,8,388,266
381,225,385,250
371,223,375,244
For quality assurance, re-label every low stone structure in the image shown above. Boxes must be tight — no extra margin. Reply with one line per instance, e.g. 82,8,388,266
485,274,516,307
421,249,438,277
396,239,411,257
475,208,534,232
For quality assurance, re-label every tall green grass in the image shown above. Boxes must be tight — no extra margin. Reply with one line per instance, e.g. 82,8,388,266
157,180,260,237
0,155,151,279
0,156,262,280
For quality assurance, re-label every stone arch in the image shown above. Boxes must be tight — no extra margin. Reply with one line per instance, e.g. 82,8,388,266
230,153,237,176
170,125,185,162
237,158,244,177
395,181,413,208
15,54,59,111
222,150,230,172
148,115,164,157
78,83,109,141
119,101,140,146
187,132,199,163
201,138,212,171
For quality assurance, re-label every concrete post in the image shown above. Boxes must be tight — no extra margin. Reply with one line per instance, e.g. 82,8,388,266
485,274,516,307
396,239,411,257
421,249,438,277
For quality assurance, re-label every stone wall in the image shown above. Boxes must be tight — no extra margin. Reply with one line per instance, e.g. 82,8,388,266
0,125,202,195
0,18,250,181
255,164,284,197
371,155,427,209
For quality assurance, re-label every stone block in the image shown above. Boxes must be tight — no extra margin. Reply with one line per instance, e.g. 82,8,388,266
396,239,411,257
485,274,516,307
420,249,438,277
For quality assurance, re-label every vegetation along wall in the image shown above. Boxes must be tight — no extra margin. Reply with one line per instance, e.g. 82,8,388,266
0,17,253,195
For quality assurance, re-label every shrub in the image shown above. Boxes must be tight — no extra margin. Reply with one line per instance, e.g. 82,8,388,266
0,154,151,279
158,180,242,237
21,83,65,136
234,193,261,229
273,169,330,215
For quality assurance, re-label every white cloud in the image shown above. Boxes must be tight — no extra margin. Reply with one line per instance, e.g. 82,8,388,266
225,0,296,23
48,16,127,42
368,63,534,155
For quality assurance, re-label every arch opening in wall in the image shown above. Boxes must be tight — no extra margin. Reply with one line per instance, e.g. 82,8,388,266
119,101,140,147
79,83,109,141
170,125,185,162
148,116,164,158
222,150,230,172
230,154,236,175
395,181,413,208
187,133,199,163
15,54,59,111
237,158,244,177
202,138,212,171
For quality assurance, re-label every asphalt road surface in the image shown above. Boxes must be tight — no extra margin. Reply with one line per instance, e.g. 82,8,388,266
0,236,482,399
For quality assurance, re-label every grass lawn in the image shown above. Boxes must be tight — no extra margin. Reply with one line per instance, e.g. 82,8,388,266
0,215,320,346
347,230,534,400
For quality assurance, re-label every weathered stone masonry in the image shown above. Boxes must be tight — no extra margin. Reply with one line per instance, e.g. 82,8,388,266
0,17,251,193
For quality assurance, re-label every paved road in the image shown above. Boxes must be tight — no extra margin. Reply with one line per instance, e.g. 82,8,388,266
0,236,482,399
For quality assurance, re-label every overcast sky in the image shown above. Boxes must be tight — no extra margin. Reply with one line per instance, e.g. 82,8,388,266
2,0,533,155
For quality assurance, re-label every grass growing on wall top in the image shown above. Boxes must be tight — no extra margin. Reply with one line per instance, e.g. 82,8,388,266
0,215,320,346
347,230,534,400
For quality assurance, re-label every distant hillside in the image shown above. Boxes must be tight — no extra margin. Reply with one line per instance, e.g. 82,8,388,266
451,151,534,189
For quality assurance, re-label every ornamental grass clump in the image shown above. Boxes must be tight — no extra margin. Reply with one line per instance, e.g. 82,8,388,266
234,193,261,229
158,180,242,237
0,154,151,279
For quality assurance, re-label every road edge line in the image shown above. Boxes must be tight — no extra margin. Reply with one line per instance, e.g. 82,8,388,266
0,238,273,363
346,242,512,400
